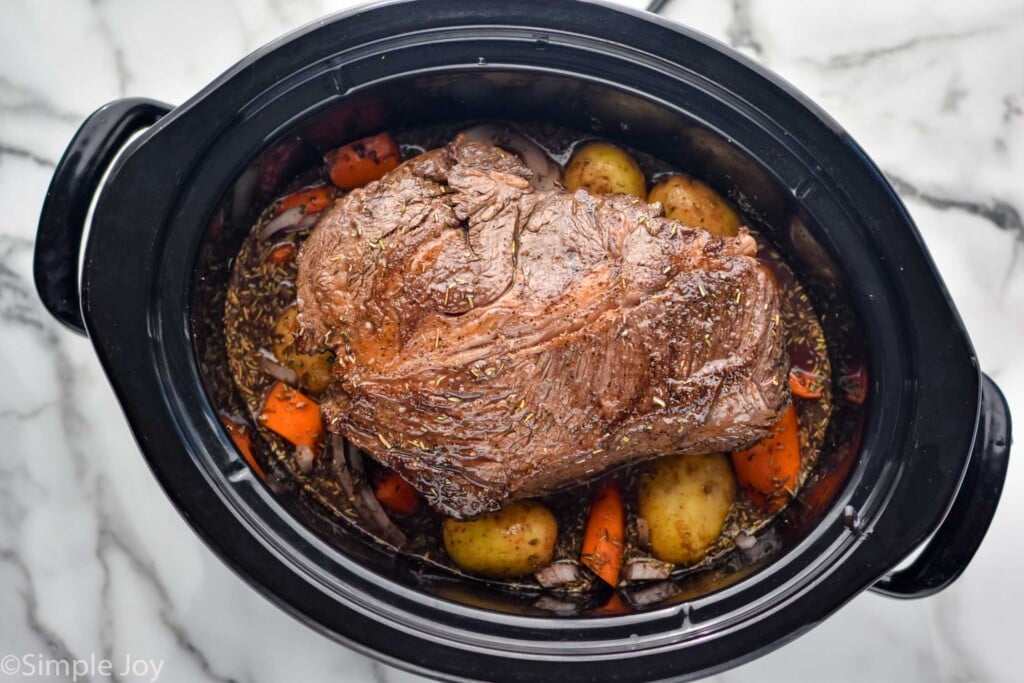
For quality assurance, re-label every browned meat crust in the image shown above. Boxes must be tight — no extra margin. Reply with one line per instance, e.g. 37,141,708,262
296,135,788,519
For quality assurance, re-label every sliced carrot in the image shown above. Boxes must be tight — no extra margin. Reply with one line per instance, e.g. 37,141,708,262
581,480,625,587
591,592,631,616
374,471,421,515
219,415,265,479
325,132,401,189
731,403,800,511
789,367,823,399
275,183,336,216
259,382,323,450
267,243,296,265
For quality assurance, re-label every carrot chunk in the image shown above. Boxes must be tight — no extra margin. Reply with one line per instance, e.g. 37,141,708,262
581,480,625,586
325,133,401,189
789,367,823,399
259,382,323,450
731,403,800,511
374,471,421,515
219,415,265,479
266,243,296,265
592,592,631,616
275,183,336,215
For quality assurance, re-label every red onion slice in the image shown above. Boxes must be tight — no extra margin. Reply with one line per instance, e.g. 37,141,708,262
294,444,315,474
258,206,307,241
330,436,407,548
462,124,562,190
734,531,757,550
258,350,298,385
623,557,674,582
626,580,681,607
295,212,320,232
533,596,581,614
535,560,582,588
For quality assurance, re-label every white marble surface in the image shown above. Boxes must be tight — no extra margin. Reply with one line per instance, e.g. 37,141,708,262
1,0,1021,681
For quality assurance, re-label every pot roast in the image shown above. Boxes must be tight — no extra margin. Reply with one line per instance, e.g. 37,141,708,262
295,135,789,519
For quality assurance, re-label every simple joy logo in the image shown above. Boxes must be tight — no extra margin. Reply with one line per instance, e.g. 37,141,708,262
1,653,165,681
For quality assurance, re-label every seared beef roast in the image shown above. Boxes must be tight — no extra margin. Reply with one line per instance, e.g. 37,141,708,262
296,135,789,519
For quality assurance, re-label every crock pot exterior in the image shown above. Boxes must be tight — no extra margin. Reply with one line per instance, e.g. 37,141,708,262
33,1,1011,681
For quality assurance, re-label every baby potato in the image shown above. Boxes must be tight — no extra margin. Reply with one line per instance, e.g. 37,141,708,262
647,174,742,238
443,500,558,578
271,307,334,394
564,141,646,198
637,452,736,565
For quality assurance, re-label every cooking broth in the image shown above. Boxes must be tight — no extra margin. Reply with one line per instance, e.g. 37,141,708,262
218,122,833,605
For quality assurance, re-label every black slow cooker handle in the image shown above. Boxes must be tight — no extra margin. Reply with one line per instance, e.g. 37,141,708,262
871,373,1011,599
35,98,171,335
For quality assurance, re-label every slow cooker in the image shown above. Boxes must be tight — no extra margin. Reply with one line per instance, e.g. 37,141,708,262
33,1,1012,680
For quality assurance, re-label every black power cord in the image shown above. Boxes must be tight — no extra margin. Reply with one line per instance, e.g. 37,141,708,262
646,0,671,13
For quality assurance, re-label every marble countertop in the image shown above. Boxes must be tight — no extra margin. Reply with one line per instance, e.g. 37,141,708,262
1,0,1021,681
